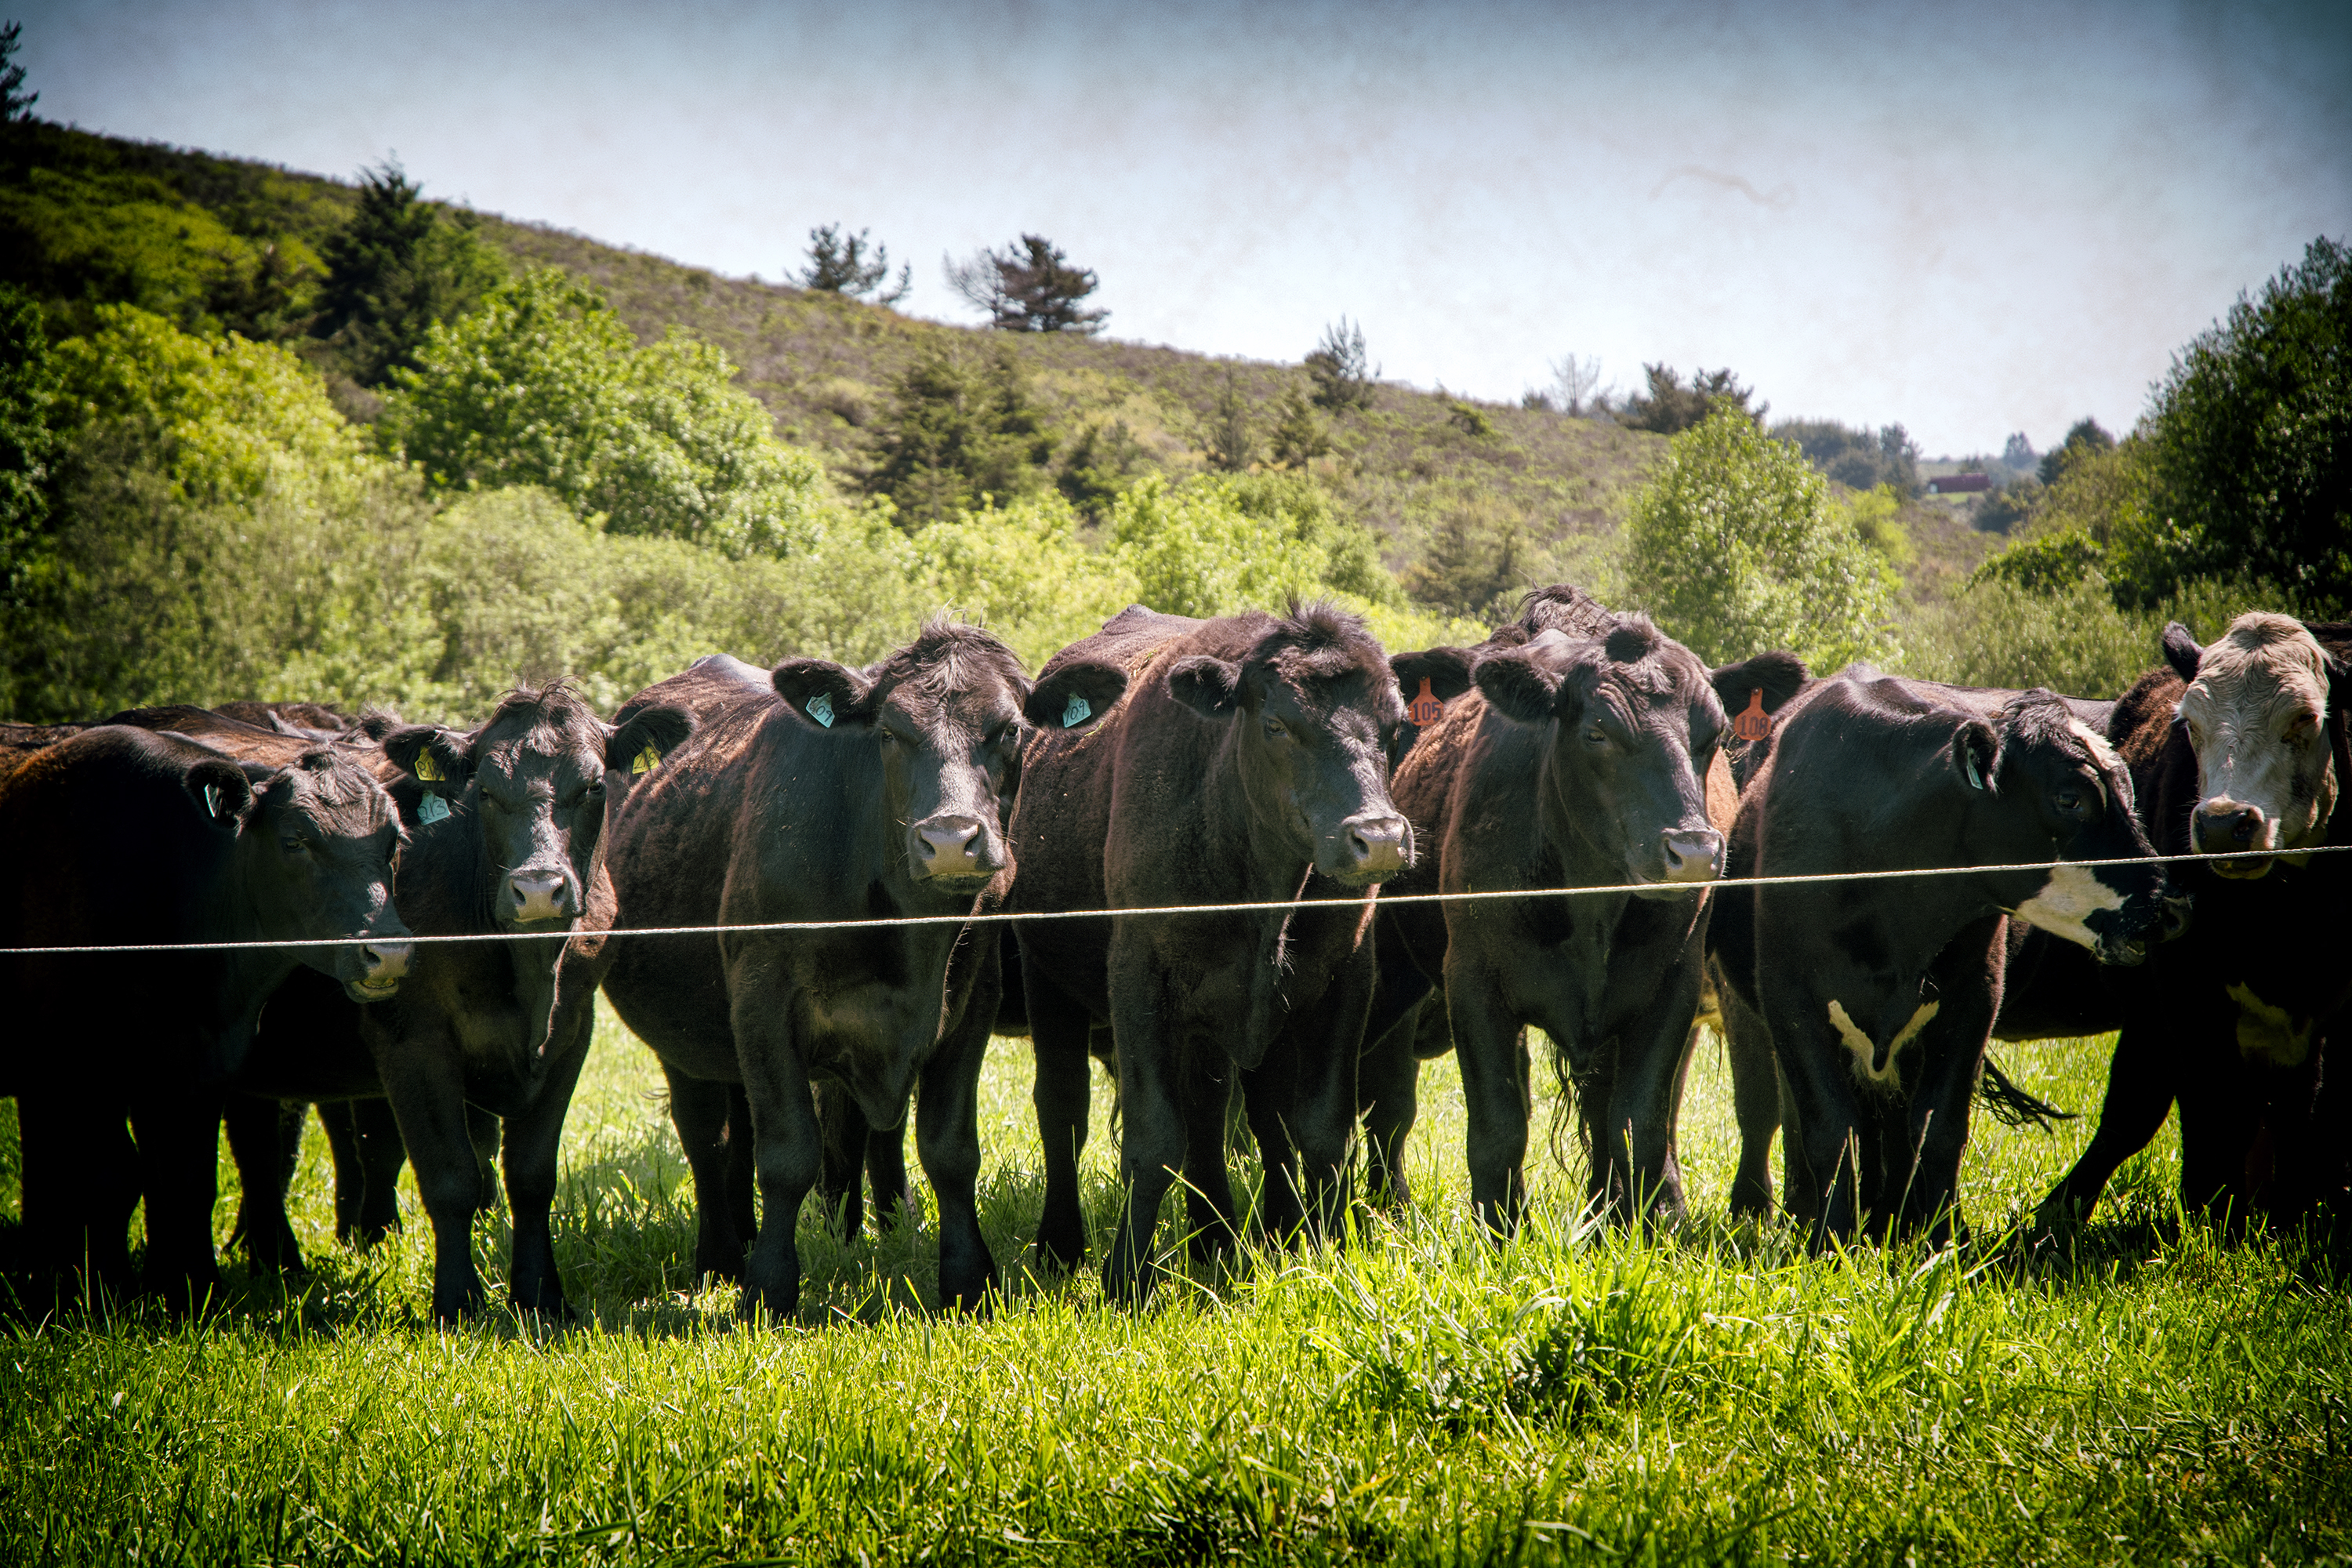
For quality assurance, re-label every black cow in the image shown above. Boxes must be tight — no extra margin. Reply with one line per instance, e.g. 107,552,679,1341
1009,602,1470,1303
0,726,412,1300
1372,612,1806,1232
222,684,692,1319
601,633,1123,1320
1712,670,2172,1245
2039,615,2352,1230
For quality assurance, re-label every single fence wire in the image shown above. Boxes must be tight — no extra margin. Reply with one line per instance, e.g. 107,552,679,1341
2,842,2344,957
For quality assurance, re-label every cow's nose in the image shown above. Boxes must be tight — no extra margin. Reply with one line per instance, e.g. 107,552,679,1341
1342,813,1411,877
361,941,412,985
913,817,986,879
1661,827,1725,883
509,870,571,922
2195,801,2264,851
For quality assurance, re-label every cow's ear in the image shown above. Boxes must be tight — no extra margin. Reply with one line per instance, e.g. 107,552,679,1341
1028,660,1129,730
2161,622,2203,683
185,757,253,833
1167,655,1244,720
1952,718,2000,794
607,703,696,776
772,659,874,730
1708,650,1810,717
384,724,474,794
350,710,402,744
1392,646,1478,705
1474,651,1564,727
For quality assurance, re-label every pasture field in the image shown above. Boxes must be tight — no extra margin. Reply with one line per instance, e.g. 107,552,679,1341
3,1013,2349,1566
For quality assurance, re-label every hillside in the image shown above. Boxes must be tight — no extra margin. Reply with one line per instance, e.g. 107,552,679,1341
5,122,2005,623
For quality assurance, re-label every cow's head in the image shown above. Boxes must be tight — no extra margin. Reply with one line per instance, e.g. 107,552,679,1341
1969,690,2170,965
1167,601,1416,887
775,621,1128,895
1475,616,1727,890
223,746,414,1000
2169,614,2340,878
384,684,695,930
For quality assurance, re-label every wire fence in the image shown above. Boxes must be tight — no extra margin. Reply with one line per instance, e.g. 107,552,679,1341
3,842,2343,956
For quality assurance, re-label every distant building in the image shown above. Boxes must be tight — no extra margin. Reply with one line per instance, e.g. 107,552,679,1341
1929,473,1991,495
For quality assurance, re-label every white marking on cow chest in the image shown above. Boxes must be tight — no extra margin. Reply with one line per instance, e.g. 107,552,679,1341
2011,863,2125,951
1828,998,1940,1086
2226,982,2313,1068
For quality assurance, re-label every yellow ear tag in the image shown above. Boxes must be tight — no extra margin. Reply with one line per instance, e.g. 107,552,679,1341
414,750,443,782
631,743,660,776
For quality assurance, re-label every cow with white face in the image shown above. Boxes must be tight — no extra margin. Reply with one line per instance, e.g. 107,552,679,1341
2039,614,2352,1232
2171,614,2339,877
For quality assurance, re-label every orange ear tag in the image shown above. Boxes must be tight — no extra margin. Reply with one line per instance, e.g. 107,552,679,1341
1733,688,1772,743
1408,677,1445,728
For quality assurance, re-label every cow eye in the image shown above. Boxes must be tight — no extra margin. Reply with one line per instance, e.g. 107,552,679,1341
1264,717,1288,740
2054,787,2083,812
280,835,307,855
1584,727,1609,746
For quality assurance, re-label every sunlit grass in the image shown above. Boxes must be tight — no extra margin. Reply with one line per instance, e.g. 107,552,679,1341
4,1012,2346,1565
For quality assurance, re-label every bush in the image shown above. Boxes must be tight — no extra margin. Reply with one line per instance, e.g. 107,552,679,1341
379,267,830,557
1623,405,1899,670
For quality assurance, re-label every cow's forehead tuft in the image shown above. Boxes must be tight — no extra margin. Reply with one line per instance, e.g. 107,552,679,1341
869,618,1026,705
2184,613,2328,713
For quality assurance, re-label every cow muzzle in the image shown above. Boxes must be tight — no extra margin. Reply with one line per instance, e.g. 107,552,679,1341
344,939,412,1000
2194,798,2276,877
910,815,1001,885
1327,811,1411,884
508,869,576,924
1657,827,1725,884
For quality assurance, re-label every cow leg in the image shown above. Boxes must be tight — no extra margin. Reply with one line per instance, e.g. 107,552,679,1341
733,1001,823,1323
18,1091,138,1301
343,1099,408,1244
502,1018,590,1319
1181,1062,1242,1265
129,1087,226,1308
868,1123,913,1232
1287,940,1372,1249
1105,985,1186,1306
665,1066,747,1283
1769,1016,1868,1247
224,1094,307,1274
724,1083,757,1251
915,1005,997,1314
1026,974,1095,1272
466,1105,503,1213
2177,1054,2264,1228
1358,996,1425,1211
378,1047,488,1321
815,1080,869,1240
1445,970,1531,1236
1241,1040,1306,1245
1598,959,1704,1231
318,1102,367,1240
2035,1022,2178,1229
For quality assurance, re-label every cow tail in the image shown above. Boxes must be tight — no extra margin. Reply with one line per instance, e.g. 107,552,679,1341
1976,1056,2075,1129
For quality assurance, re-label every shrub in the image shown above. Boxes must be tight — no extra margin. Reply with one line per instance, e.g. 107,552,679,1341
1623,405,1898,670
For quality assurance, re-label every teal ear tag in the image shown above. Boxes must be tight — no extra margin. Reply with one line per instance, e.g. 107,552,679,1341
418,793,451,824
1062,694,1091,728
1964,753,1985,790
808,692,834,728
202,784,222,819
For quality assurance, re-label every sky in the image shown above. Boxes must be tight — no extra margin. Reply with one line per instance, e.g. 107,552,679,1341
16,0,2350,458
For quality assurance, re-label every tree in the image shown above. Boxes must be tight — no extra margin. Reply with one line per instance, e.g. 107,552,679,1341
2001,431,2038,472
0,282,60,605
1056,417,1147,517
2134,236,2350,608
1305,318,1377,412
316,160,506,386
1550,353,1603,416
797,224,909,305
2037,417,2114,486
1622,364,1762,434
1203,372,1254,472
944,234,1107,334
863,342,1056,527
2,20,34,122
1266,386,1330,467
379,268,828,557
1624,405,1898,670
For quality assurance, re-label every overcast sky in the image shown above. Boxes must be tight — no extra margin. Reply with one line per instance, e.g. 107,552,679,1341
17,0,2350,456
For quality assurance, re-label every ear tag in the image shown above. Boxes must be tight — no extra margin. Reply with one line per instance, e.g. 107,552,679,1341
1062,693,1091,728
414,750,444,783
808,692,833,728
203,783,222,819
1733,688,1772,743
631,742,660,776
1408,677,1444,728
1964,753,1986,791
418,793,451,824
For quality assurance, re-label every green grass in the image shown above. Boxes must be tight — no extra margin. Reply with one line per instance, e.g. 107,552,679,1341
3,1015,2349,1566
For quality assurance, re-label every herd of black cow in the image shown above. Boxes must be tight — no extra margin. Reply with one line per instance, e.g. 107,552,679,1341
2,586,2346,1322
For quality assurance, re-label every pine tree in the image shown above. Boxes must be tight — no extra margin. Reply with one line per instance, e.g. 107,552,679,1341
1,21,35,122
1305,318,1377,412
946,235,1108,334
317,160,505,386
797,225,910,305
